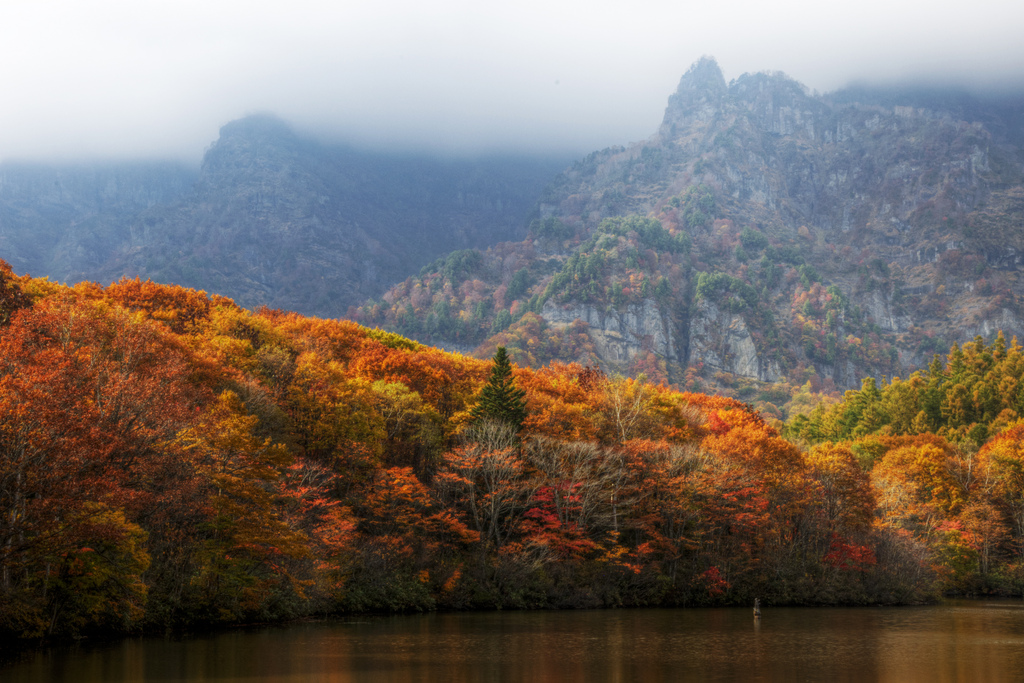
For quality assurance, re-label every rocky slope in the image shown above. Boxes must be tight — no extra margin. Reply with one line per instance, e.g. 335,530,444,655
358,58,1024,413
543,58,1024,375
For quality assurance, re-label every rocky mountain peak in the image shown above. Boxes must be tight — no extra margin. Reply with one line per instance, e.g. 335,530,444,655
729,70,827,139
199,114,302,189
216,114,297,145
679,56,727,92
660,57,727,135
660,58,828,143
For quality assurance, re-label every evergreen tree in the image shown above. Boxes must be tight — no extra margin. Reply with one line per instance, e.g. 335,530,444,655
994,330,1007,361
949,342,966,381
471,346,527,431
922,354,946,427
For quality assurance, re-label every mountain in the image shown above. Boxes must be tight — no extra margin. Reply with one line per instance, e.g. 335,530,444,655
357,58,1024,412
0,115,568,316
0,161,197,280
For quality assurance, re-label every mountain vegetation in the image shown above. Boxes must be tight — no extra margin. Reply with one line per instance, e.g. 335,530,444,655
4,262,1024,646
470,347,528,431
783,332,1024,595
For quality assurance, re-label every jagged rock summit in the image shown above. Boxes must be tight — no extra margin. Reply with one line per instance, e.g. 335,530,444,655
660,56,729,132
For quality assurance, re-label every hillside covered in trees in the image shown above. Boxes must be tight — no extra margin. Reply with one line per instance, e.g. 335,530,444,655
4,261,1024,645
783,334,1024,594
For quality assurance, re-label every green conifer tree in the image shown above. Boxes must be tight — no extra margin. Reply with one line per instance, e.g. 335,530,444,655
471,346,527,431
922,354,946,428
993,330,1007,361
949,342,966,381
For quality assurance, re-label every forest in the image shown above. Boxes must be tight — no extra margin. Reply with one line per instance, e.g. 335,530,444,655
2,259,1023,644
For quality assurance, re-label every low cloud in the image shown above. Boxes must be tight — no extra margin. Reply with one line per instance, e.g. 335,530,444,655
2,0,1023,163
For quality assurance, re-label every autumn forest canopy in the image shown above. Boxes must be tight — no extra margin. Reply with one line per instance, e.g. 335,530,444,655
4,260,1024,644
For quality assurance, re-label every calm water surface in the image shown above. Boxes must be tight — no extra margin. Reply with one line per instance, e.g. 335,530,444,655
3,601,1024,682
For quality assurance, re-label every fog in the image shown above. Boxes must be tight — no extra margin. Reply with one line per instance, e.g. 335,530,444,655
2,0,1023,163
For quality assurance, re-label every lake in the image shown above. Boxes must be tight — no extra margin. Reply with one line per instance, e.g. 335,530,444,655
3,601,1023,682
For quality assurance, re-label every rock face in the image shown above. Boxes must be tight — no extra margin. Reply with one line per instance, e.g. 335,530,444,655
541,298,676,368
659,56,730,131
526,58,1024,386
541,296,784,383
861,290,910,333
688,300,781,382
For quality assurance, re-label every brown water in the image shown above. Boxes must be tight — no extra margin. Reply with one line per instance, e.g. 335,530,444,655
3,601,1024,682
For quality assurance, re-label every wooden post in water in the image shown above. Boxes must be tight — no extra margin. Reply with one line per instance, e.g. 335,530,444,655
753,598,761,619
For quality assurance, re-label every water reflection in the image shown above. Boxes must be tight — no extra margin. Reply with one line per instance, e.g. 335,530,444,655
3,601,1024,682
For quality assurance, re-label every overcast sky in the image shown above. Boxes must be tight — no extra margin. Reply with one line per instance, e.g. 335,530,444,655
2,0,1023,163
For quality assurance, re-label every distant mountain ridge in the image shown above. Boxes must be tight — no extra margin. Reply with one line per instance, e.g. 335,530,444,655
0,160,197,281
0,115,568,316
